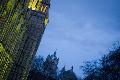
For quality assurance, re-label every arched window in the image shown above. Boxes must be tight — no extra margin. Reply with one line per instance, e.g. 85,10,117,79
28,0,38,10
28,0,48,13
40,4,48,12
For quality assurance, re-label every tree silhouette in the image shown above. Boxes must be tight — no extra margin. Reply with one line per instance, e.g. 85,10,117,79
27,56,45,80
27,51,78,80
82,45,120,80
100,46,120,80
43,51,59,79
28,51,59,80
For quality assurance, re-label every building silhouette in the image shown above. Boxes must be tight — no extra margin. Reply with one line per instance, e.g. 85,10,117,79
59,67,78,80
0,0,51,80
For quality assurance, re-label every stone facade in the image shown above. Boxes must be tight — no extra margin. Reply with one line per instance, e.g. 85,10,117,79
0,0,50,80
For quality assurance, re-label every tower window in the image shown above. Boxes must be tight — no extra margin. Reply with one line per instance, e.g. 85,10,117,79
28,0,48,12
28,0,38,10
40,4,48,13
44,18,48,26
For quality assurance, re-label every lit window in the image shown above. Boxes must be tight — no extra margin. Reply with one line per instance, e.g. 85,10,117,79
44,18,48,26
40,4,48,13
28,0,38,10
36,0,42,11
28,0,48,13
43,6,48,12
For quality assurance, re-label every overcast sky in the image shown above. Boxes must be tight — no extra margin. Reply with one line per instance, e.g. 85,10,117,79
36,0,120,76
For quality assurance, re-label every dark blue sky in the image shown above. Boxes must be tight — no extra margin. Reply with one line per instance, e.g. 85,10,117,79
36,0,120,76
